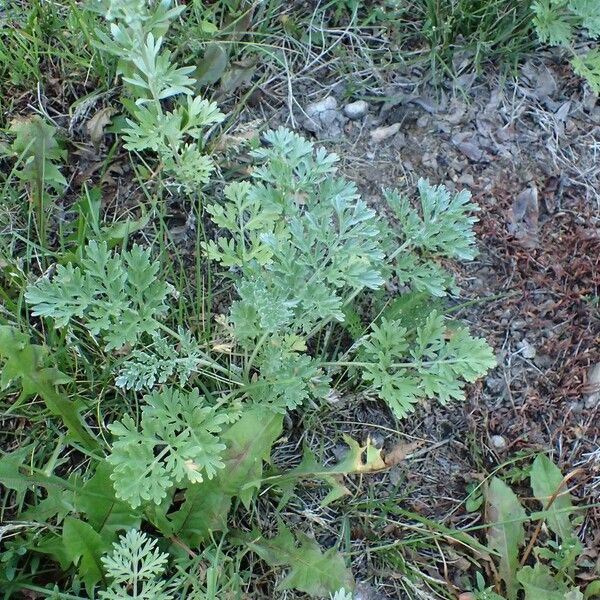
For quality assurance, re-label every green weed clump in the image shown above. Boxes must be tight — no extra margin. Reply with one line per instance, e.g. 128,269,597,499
7,1,583,599
0,114,495,595
469,455,589,600
320,0,535,76
532,0,600,91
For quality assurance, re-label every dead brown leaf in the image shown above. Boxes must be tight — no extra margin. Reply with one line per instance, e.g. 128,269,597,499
86,107,115,148
508,185,539,249
384,440,423,467
370,122,401,143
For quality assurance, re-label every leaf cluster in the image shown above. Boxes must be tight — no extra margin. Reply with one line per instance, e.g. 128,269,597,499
92,0,224,190
25,241,170,351
384,179,479,296
481,454,588,600
107,387,237,507
360,312,495,419
5,123,498,599
532,0,600,91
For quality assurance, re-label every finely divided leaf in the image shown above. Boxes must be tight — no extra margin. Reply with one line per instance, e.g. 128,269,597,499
360,314,495,419
572,50,600,93
25,241,169,351
100,529,172,600
571,0,600,37
386,179,479,260
108,388,234,507
532,1,573,45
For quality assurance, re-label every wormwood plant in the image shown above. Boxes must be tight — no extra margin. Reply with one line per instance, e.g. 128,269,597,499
532,0,600,91
2,129,495,598
91,0,224,190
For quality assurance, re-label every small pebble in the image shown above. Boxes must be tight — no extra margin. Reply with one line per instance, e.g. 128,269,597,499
584,363,600,408
303,96,340,132
344,100,369,120
491,435,507,450
517,339,536,359
458,173,475,186
416,115,429,128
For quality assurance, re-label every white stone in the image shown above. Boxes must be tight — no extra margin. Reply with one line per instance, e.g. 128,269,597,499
517,339,536,359
343,100,369,120
491,435,507,449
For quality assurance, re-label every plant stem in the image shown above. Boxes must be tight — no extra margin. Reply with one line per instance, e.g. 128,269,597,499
156,321,240,381
244,331,269,379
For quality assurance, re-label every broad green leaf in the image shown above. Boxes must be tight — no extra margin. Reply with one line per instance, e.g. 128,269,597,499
517,563,582,600
0,449,81,522
33,533,72,570
7,115,67,197
220,406,283,506
485,477,526,600
77,461,140,537
196,43,229,85
584,580,600,599
0,446,32,502
22,481,76,524
101,212,151,244
166,478,231,546
242,524,354,597
62,517,110,595
530,454,573,541
0,326,99,450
